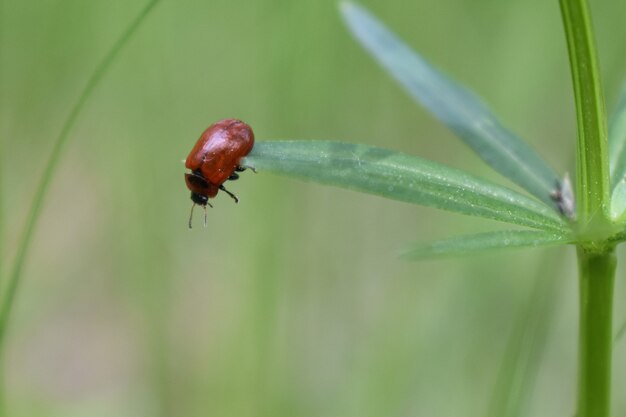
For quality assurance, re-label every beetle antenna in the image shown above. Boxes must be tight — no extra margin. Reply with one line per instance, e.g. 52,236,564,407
188,203,196,229
203,205,208,227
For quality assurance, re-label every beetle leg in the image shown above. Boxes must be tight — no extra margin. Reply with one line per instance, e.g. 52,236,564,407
236,164,257,173
219,185,239,203
228,172,240,181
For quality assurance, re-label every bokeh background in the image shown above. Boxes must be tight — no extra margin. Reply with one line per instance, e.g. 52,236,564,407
2,0,626,416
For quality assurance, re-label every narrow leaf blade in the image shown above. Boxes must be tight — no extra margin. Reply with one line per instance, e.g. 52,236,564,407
243,141,568,232
340,2,560,207
487,252,563,417
400,230,570,261
608,83,626,188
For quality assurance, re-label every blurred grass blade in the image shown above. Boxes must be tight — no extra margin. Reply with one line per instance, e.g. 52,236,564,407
244,141,568,232
615,320,626,343
608,83,626,188
0,0,160,348
400,230,569,260
340,2,559,207
487,252,563,417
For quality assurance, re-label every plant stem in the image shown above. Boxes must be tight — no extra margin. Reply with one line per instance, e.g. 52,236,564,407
576,247,615,417
0,0,160,349
559,0,610,228
560,1,616,415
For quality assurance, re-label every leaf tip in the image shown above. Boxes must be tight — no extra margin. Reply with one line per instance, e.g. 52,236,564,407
396,251,417,262
396,244,433,262
339,0,365,29
338,0,355,15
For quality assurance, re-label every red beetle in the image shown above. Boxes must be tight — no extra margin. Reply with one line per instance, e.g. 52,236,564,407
184,119,255,228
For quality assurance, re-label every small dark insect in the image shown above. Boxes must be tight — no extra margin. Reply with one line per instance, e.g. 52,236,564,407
550,173,576,219
184,119,255,228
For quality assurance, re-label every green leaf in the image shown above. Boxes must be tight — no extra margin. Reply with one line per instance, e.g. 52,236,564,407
340,1,560,207
608,83,626,188
400,230,570,261
243,141,568,232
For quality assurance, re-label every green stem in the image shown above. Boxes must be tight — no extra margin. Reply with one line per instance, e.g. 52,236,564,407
0,0,160,348
559,0,610,228
576,247,615,417
561,1,616,414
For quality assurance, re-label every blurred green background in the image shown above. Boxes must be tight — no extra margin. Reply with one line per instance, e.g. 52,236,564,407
2,0,626,416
